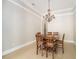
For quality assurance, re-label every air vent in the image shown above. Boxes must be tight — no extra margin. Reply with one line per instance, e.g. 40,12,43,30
32,3,35,6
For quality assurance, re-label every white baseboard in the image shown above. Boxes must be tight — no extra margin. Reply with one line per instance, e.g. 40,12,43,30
2,40,36,56
64,40,75,44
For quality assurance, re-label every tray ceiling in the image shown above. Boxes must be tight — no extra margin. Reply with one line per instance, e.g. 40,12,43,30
20,0,75,13
10,0,75,16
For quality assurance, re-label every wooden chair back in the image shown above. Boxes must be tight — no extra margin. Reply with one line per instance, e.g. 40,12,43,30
53,32,58,35
45,35,54,46
35,32,43,43
62,33,65,43
47,32,52,35
53,32,59,40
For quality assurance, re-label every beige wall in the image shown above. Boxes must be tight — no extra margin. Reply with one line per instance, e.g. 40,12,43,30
2,0,41,52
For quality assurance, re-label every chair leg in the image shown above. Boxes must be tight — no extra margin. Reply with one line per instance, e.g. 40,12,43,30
46,48,48,58
52,48,54,59
56,44,58,53
62,47,64,53
41,48,43,56
62,45,64,53
36,45,38,55
54,44,57,54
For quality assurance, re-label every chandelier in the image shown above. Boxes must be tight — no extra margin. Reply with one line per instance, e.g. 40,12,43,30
43,0,55,22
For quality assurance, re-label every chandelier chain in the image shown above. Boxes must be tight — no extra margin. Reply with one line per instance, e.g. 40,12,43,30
48,0,50,10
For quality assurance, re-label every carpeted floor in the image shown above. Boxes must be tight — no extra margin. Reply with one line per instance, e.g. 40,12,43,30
3,42,76,59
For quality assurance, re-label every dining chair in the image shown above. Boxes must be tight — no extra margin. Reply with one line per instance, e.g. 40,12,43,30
47,32,52,35
53,32,58,35
35,32,44,56
45,35,56,59
53,32,59,40
57,33,65,53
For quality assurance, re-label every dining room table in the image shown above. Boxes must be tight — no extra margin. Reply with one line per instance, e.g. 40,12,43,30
35,32,60,59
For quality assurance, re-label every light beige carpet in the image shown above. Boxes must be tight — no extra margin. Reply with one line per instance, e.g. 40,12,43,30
3,42,76,59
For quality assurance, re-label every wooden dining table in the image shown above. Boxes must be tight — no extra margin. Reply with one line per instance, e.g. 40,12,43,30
42,34,59,42
35,32,60,59
42,33,59,52
41,33,59,59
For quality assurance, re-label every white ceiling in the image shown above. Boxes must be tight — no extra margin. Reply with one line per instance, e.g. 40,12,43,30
12,0,75,16
20,0,75,13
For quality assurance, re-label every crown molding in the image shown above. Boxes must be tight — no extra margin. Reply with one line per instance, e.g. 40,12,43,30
54,7,75,13
43,7,75,16
55,10,75,16
8,0,75,17
8,0,41,18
